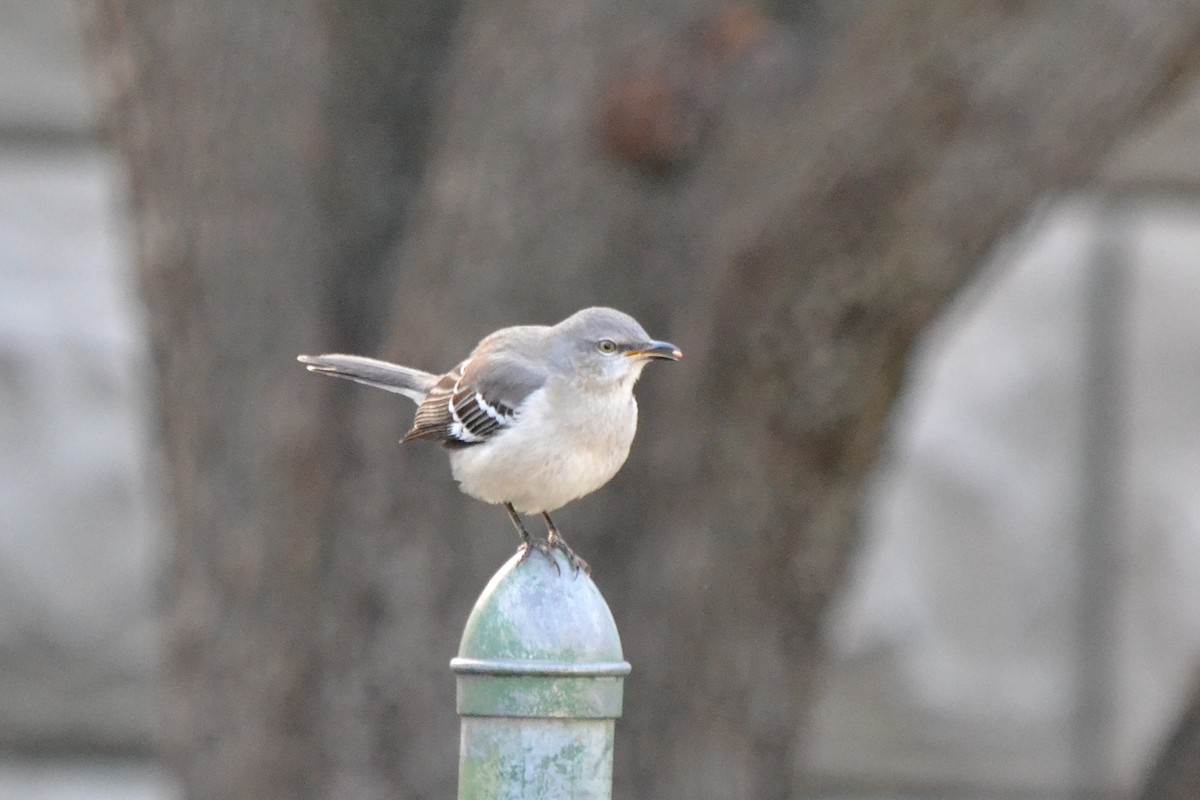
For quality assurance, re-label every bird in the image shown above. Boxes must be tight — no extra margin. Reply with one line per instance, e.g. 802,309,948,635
298,306,681,574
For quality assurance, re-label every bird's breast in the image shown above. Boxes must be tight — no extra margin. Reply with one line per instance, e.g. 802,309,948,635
447,381,639,513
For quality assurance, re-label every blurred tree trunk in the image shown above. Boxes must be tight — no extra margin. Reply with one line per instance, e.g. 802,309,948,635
84,1,1200,799
81,2,466,797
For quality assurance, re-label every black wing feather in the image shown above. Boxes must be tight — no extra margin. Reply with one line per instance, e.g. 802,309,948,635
402,357,534,448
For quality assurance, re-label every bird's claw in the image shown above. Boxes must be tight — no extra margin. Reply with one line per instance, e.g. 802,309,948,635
512,508,588,576
548,536,590,577
517,538,561,575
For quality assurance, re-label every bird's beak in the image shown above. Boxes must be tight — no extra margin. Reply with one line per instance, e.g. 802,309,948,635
626,340,682,361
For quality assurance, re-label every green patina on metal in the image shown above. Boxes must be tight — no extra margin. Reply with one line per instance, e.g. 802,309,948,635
456,674,624,718
453,550,629,799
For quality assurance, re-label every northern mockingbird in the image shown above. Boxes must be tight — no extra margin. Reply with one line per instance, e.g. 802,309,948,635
298,306,681,573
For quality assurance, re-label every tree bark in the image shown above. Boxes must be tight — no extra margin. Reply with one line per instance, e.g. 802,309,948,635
84,1,1200,799
81,2,464,798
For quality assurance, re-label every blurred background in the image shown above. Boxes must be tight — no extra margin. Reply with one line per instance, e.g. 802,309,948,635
4,2,1200,799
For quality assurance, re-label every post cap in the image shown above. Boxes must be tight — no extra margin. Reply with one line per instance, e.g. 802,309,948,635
451,549,630,718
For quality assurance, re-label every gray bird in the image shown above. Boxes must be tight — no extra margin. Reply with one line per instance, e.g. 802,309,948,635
298,306,681,573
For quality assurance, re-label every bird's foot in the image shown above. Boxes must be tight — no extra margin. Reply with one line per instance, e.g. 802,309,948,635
508,502,560,574
541,512,589,576
548,535,590,577
517,538,560,575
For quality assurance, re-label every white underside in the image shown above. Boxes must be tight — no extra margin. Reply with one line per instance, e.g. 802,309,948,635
447,377,638,513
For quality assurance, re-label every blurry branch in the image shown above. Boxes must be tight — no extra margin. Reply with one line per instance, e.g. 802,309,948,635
695,4,1200,791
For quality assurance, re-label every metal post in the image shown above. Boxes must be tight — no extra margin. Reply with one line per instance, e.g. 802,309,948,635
451,550,630,800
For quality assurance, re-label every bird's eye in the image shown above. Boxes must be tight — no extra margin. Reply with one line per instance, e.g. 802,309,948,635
597,339,618,354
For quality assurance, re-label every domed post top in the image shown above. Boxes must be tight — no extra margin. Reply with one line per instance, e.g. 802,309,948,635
452,550,630,799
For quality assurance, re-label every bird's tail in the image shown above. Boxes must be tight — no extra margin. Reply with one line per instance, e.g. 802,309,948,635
297,353,438,404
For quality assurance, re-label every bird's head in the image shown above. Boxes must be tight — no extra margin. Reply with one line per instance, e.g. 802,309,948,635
551,307,682,388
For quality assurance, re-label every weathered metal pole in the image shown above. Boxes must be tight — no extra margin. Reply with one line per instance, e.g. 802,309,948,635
452,549,630,800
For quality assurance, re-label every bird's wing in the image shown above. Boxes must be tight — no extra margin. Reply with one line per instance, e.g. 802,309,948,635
403,351,548,448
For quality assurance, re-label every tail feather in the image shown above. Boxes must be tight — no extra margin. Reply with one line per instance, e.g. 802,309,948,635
297,353,437,404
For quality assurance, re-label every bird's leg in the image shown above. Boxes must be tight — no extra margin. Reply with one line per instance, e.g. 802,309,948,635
506,502,556,571
542,512,590,576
